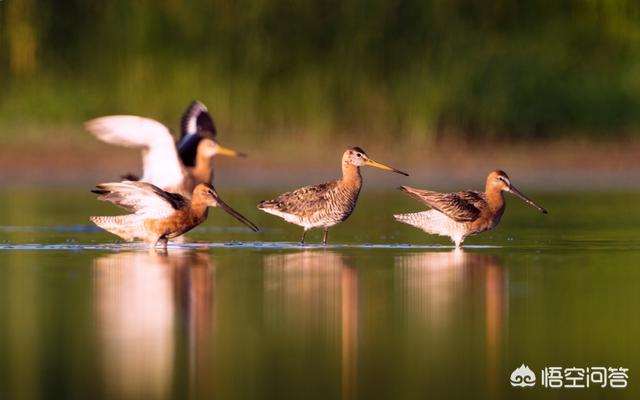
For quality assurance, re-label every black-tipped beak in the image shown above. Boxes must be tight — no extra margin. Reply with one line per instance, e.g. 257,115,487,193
215,197,260,232
364,159,409,176
508,185,547,214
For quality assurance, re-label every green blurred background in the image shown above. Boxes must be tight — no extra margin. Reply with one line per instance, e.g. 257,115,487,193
3,0,640,141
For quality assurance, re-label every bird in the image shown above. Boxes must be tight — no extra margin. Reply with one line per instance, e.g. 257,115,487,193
257,146,408,244
90,181,259,249
176,100,247,182
85,100,245,197
394,170,547,247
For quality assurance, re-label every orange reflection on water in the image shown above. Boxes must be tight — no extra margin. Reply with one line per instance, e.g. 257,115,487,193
394,250,506,397
263,251,358,398
93,250,213,400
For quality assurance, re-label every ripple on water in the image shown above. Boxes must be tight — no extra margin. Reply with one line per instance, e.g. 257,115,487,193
0,241,492,252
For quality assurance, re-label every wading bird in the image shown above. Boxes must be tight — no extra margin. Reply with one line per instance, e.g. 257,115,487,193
91,181,258,249
258,147,408,244
394,170,547,247
85,101,245,197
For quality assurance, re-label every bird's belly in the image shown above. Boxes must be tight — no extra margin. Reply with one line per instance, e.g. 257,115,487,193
303,206,353,229
467,215,501,236
145,217,194,239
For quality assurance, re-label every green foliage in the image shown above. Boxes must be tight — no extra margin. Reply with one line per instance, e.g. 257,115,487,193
2,0,640,139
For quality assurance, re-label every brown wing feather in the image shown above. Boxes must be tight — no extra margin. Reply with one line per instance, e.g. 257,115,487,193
258,181,339,216
399,186,487,222
92,181,188,214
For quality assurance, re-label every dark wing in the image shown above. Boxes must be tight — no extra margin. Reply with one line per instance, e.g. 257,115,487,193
92,181,187,217
180,100,216,140
258,181,339,215
120,173,140,181
178,100,217,167
399,186,486,222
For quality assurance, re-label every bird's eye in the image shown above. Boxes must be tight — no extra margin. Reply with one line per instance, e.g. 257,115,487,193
357,153,362,157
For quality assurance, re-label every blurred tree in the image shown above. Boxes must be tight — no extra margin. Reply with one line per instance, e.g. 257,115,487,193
1,0,640,140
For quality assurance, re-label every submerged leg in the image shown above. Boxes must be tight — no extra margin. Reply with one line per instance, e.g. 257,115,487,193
148,236,168,252
322,227,329,245
147,237,160,253
300,229,307,244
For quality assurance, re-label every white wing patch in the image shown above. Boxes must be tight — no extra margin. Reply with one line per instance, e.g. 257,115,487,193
95,181,178,219
394,209,467,244
85,115,185,190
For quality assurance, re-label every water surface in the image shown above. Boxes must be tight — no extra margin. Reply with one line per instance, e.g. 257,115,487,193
0,188,639,399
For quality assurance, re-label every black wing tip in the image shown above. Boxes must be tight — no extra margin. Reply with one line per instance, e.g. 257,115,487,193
180,100,208,137
120,173,140,181
188,99,205,108
184,100,207,117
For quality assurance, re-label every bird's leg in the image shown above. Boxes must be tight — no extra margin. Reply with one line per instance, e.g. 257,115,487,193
148,238,160,253
322,227,329,245
148,235,165,253
300,229,307,244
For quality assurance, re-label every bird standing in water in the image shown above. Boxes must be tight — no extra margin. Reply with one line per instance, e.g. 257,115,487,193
258,147,408,244
394,170,547,247
91,181,258,249
85,101,245,198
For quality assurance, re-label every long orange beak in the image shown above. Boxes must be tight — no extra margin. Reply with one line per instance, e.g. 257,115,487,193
216,145,248,158
365,159,409,176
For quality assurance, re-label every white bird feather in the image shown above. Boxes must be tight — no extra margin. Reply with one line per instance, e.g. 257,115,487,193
85,116,185,191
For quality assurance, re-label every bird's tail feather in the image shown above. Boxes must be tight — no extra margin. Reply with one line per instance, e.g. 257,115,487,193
394,210,453,237
90,215,145,242
257,199,277,210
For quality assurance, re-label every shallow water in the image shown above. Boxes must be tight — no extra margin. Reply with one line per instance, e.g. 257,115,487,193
1,188,639,399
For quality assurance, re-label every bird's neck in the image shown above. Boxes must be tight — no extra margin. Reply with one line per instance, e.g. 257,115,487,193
485,185,506,214
192,152,213,184
341,162,362,189
189,199,210,221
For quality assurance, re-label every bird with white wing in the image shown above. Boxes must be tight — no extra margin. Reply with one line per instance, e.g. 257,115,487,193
85,101,245,198
90,181,259,249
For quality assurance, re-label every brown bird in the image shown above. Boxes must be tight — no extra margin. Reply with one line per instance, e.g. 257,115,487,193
258,147,408,244
91,181,258,248
394,170,547,247
85,101,245,198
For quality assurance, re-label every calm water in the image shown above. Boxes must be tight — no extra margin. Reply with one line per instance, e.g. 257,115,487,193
0,188,639,400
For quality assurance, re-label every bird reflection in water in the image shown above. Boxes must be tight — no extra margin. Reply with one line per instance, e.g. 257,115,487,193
92,249,214,400
394,249,505,398
263,251,359,399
